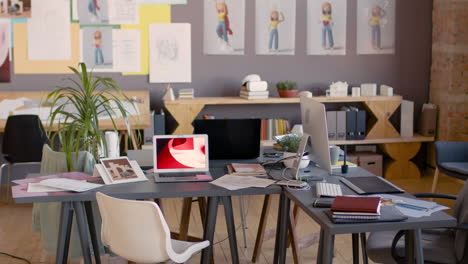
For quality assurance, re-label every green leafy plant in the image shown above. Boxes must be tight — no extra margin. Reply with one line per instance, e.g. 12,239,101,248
276,81,298,91
46,63,135,171
276,134,302,153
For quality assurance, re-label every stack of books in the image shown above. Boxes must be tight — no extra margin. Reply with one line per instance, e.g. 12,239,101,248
330,196,381,220
240,86,269,100
260,118,291,140
226,163,267,177
178,88,194,99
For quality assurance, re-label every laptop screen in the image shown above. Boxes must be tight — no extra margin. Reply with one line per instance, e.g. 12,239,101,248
153,135,209,172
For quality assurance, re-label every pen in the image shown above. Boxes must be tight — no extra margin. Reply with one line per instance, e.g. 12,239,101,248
395,203,428,211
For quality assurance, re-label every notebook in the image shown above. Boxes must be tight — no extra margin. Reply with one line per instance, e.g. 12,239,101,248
331,196,381,214
325,206,408,224
340,176,405,195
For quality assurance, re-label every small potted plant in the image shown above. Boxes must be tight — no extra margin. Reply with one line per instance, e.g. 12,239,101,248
276,134,310,168
276,81,298,98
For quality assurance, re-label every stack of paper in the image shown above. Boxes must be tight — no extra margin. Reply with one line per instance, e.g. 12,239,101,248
226,163,267,177
178,88,194,99
211,175,276,191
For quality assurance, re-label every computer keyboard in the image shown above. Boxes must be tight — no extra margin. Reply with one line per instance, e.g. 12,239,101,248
316,182,343,197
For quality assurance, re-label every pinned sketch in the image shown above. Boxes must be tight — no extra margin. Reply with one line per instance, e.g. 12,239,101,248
256,0,296,55
78,0,110,25
357,0,395,55
307,0,346,55
0,19,10,82
27,0,71,61
81,27,113,70
108,0,138,24
149,23,191,83
0,0,31,18
203,0,245,55
113,29,141,73
137,0,187,4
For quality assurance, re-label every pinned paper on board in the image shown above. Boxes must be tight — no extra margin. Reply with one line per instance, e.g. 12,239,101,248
255,0,296,55
122,4,171,75
203,0,245,55
71,0,78,22
307,0,347,55
149,23,191,83
78,0,138,25
0,19,10,82
81,27,113,70
0,0,31,18
137,0,186,4
113,29,141,73
357,0,395,55
27,0,71,61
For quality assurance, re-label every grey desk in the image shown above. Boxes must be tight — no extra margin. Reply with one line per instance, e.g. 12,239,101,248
14,160,283,264
274,167,457,264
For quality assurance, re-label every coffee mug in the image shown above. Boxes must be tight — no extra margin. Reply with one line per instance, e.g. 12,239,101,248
329,145,340,165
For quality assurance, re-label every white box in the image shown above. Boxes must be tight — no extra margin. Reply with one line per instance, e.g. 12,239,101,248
380,85,394,96
361,83,377,96
351,87,361,97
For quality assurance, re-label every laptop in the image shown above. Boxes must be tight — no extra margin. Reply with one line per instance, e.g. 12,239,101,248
153,134,213,183
193,119,261,159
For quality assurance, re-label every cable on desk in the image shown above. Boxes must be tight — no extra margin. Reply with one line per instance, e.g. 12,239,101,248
0,252,31,264
280,168,311,191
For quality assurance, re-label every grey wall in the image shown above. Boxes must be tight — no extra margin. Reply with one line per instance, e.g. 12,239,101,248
0,0,433,127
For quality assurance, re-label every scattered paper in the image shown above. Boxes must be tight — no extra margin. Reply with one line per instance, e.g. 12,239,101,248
149,23,192,83
0,97,31,119
211,175,276,191
27,183,66,193
371,194,450,218
27,0,71,60
39,178,103,192
13,107,52,122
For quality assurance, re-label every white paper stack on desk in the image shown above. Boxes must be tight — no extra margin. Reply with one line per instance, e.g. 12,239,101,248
211,175,276,191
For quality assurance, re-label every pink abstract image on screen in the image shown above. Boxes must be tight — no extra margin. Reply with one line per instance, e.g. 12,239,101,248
156,137,206,169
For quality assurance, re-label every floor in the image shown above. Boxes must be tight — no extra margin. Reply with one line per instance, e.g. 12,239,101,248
0,169,463,264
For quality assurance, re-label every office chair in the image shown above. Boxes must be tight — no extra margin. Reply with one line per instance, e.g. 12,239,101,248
366,181,468,264
96,192,210,263
431,141,468,193
0,115,49,200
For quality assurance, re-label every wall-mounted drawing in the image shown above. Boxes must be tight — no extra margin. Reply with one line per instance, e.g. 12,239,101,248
307,0,346,55
150,23,191,83
78,0,109,25
357,0,395,55
81,27,113,70
0,20,10,82
256,0,296,55
204,0,245,55
0,0,31,18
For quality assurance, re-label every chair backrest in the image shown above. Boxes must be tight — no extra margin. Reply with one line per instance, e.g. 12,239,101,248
435,141,468,165
96,192,172,263
454,181,468,263
2,115,49,163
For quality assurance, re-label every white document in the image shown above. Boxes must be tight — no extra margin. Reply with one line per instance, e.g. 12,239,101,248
109,0,139,24
113,29,141,72
39,178,103,192
13,107,52,123
149,23,192,83
27,0,71,60
0,97,31,119
211,175,276,191
137,0,187,4
71,0,79,21
371,194,450,218
27,183,67,193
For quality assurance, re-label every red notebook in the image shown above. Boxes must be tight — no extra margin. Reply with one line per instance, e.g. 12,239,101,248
331,196,381,214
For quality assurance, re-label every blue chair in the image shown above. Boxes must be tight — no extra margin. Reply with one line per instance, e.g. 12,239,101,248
431,141,468,193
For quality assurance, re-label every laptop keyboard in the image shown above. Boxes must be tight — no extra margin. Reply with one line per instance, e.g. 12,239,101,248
158,172,199,178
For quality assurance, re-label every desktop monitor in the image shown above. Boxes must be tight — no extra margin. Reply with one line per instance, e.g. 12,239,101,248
291,97,332,178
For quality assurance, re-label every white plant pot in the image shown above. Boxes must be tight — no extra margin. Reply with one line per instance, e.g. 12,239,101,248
283,152,310,169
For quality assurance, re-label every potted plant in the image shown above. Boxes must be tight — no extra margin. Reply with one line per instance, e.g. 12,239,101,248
276,81,298,98
46,63,135,170
276,134,310,168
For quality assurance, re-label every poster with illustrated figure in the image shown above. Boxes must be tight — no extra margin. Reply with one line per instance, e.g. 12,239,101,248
357,0,395,55
307,0,346,55
149,23,191,83
255,0,296,55
78,0,109,25
0,19,10,82
81,27,113,70
0,0,32,18
203,0,245,55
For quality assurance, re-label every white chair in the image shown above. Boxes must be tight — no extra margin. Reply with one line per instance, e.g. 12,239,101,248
96,192,210,263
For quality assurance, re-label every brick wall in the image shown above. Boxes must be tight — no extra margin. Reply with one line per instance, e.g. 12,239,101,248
429,0,468,141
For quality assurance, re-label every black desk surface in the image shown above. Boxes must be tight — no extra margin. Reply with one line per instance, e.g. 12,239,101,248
284,166,457,234
14,159,283,204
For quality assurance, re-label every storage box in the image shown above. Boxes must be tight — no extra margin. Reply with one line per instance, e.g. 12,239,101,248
347,152,383,176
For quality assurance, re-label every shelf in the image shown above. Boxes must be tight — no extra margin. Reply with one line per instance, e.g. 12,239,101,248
164,95,403,105
261,134,434,147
